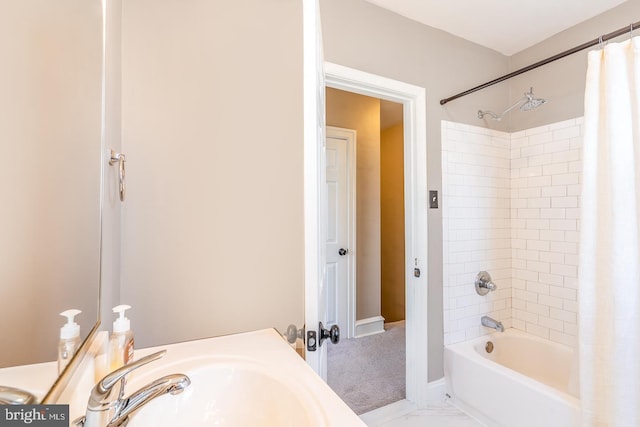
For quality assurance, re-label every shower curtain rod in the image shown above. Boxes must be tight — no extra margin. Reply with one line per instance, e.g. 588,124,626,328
439,20,640,106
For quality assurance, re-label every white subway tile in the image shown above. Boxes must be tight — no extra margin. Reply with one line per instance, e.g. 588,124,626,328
565,208,580,219
512,318,526,331
526,302,550,317
543,162,569,175
550,241,577,254
527,175,552,187
551,197,578,208
540,230,565,241
528,198,551,208
526,323,550,339
526,281,550,295
550,307,577,323
550,286,577,301
527,260,550,273
526,219,550,230
539,251,564,264
564,276,579,289
525,124,551,136
538,294,564,309
515,307,538,322
529,153,555,166
552,173,580,186
550,263,578,277
513,289,538,303
539,315,564,331
542,186,567,197
521,144,545,157
511,157,528,169
527,239,550,251
564,300,579,313
564,323,578,336
539,273,565,287
544,139,571,154
540,208,567,219
550,219,577,231
553,126,580,140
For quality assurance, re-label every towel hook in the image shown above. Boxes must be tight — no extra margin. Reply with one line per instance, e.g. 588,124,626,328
109,150,126,202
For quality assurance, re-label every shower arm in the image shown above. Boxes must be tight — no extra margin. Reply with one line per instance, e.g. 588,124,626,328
478,95,527,120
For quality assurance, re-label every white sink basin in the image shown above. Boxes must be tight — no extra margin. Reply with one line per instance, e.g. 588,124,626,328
118,329,364,427
128,358,326,427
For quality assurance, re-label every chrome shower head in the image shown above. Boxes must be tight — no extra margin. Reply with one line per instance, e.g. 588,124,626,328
520,87,546,111
478,87,546,120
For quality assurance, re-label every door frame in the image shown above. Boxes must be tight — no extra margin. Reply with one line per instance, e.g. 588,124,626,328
326,126,357,339
324,62,429,408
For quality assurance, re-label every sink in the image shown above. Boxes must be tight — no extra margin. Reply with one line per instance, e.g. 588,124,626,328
115,329,364,427
128,359,327,427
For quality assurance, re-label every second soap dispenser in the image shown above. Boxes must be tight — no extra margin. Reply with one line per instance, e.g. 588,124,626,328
108,304,134,371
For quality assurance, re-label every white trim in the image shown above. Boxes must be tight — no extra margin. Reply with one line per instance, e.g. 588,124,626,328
325,62,429,409
302,0,323,375
426,378,447,404
359,399,418,426
354,316,386,338
326,126,357,339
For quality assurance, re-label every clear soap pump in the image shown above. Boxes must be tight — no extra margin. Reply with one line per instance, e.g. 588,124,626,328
58,309,82,374
108,305,134,371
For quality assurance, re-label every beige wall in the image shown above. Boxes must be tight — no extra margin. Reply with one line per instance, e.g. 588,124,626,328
321,0,511,380
120,0,304,348
381,122,405,323
0,0,103,367
326,88,382,320
508,0,640,131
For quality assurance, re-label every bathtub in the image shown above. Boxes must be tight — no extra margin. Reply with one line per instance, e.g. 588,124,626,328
444,329,580,427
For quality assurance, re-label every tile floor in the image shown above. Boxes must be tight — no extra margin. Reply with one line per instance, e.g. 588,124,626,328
372,403,483,427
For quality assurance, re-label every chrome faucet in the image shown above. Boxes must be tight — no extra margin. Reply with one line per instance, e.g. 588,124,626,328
481,315,504,332
74,350,190,427
0,386,37,405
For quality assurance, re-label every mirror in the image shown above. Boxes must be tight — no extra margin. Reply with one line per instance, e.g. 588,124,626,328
0,0,103,387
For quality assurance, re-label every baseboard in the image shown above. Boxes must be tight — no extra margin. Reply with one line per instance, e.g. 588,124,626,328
359,399,417,426
355,316,385,338
426,377,446,405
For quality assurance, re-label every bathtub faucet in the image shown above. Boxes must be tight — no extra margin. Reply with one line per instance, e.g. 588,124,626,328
481,316,504,332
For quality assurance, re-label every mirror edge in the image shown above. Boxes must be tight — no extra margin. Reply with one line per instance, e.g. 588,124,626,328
41,0,107,403
40,321,101,404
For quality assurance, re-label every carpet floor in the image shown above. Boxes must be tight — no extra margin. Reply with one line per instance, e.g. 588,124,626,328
327,321,406,415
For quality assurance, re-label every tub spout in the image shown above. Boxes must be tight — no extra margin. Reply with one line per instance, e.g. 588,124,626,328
481,316,504,332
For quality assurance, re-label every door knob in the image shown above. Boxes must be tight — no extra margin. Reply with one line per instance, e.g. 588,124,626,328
338,248,348,256
319,322,340,346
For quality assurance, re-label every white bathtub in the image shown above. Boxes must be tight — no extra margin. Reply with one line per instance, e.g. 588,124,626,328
444,329,580,427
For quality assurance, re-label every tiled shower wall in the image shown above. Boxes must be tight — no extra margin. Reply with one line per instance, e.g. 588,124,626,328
442,122,513,345
442,118,583,347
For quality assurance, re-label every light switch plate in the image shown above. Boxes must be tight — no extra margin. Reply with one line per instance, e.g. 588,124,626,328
429,190,438,209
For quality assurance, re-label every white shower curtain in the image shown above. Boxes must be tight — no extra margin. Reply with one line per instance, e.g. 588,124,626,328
580,36,640,426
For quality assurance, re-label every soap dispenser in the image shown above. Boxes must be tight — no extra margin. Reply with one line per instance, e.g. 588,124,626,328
108,304,134,371
58,309,82,374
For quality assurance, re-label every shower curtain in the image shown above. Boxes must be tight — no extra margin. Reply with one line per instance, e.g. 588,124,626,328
580,36,640,426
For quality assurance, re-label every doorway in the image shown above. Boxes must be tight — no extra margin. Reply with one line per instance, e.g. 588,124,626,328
325,88,407,413
319,62,429,415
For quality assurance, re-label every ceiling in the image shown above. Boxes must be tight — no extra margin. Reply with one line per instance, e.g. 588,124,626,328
362,0,628,55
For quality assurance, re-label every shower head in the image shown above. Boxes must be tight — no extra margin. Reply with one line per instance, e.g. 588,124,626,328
520,87,546,111
478,87,546,120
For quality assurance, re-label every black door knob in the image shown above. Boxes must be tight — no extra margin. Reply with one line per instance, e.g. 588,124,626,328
319,322,340,346
338,248,348,256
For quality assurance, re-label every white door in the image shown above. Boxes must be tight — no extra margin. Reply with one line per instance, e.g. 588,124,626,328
303,0,332,380
325,128,354,338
